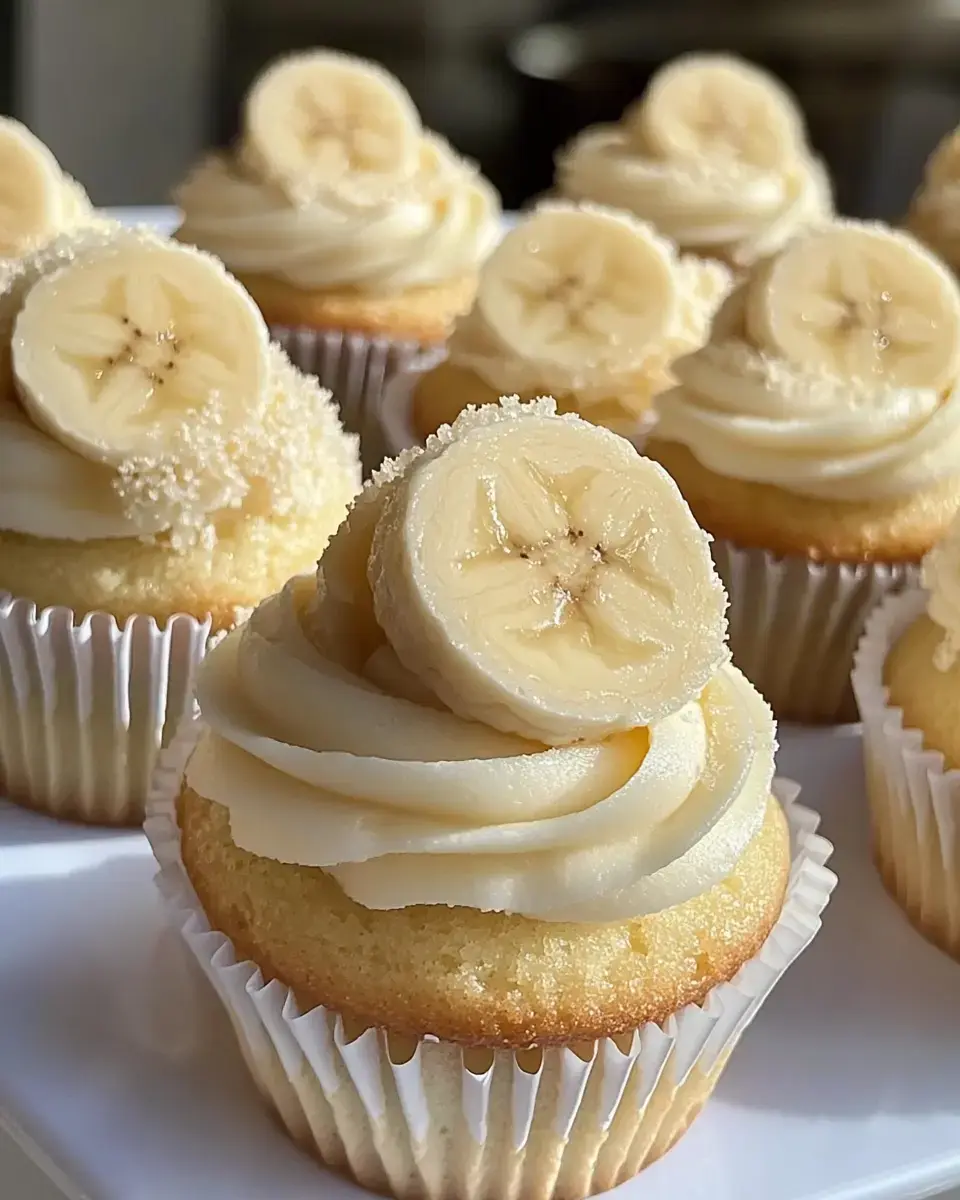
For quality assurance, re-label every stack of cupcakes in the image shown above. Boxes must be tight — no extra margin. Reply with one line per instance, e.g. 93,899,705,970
147,397,835,1200
0,224,360,825
174,49,501,468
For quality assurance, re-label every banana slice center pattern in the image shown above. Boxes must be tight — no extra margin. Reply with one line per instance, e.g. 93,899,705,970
478,207,678,372
747,226,960,392
373,412,728,743
13,240,271,463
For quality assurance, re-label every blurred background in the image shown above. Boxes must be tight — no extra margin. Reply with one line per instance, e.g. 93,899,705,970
12,0,960,217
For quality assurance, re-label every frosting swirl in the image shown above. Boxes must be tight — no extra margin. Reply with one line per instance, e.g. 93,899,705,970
175,136,501,293
655,293,960,503
557,123,831,269
186,574,774,922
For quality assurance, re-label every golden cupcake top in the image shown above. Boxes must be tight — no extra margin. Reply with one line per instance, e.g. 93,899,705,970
0,117,103,261
556,54,832,268
186,396,777,922
907,126,960,272
440,201,730,429
175,49,501,294
656,218,960,501
0,225,360,545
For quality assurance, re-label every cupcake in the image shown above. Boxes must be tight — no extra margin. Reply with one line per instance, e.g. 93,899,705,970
647,218,960,723
0,225,360,825
175,49,501,460
0,116,102,261
147,397,834,1199
382,201,730,454
853,524,960,959
907,125,960,273
556,53,831,271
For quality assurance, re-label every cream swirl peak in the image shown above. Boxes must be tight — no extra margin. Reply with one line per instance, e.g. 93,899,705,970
176,50,501,293
556,54,831,268
0,226,360,544
186,397,778,921
444,202,731,424
655,220,960,502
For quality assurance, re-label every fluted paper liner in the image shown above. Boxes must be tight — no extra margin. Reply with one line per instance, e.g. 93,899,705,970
0,592,211,825
852,589,960,958
145,720,835,1200
270,325,443,475
375,362,658,465
712,539,918,725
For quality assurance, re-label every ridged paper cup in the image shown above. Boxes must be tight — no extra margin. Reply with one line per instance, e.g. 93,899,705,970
270,326,443,475
376,366,659,464
852,589,960,959
145,719,835,1200
712,539,918,725
0,592,211,826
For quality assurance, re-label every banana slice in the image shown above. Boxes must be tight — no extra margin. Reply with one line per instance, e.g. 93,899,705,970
0,118,67,257
12,231,271,464
476,204,679,373
370,402,728,745
244,49,422,204
628,53,805,170
745,222,960,391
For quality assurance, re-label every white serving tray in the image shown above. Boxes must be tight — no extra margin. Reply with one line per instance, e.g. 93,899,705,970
2,726,960,1200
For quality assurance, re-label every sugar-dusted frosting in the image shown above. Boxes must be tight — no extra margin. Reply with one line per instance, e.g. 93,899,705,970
0,228,361,544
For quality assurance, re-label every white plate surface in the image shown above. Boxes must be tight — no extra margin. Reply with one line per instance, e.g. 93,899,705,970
2,726,960,1200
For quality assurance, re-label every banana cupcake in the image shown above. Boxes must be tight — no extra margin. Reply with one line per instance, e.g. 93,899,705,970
147,397,835,1200
556,53,831,271
175,49,501,460
854,523,960,959
382,201,730,454
647,218,960,723
0,225,360,825
0,116,102,261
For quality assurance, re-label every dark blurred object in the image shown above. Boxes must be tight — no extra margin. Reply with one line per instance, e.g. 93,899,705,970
507,3,960,218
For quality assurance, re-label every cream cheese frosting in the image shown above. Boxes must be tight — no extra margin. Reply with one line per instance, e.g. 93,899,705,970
175,134,502,294
186,576,774,922
655,289,960,503
0,229,361,544
445,246,731,432
556,126,831,269
185,403,777,922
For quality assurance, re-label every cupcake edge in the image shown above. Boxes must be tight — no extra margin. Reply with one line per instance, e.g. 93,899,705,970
145,716,835,1200
0,592,215,825
714,540,918,724
853,588,960,959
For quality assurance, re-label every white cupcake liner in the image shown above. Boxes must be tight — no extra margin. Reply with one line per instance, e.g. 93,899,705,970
270,325,444,475
712,539,919,725
852,589,960,958
144,719,835,1200
376,363,658,463
0,592,212,825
